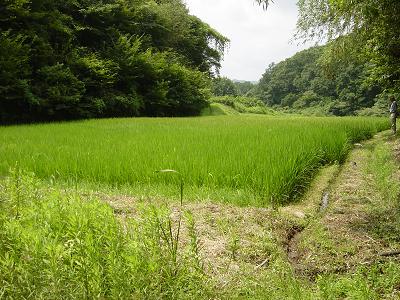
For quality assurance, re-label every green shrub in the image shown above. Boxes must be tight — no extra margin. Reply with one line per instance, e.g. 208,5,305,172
34,64,85,119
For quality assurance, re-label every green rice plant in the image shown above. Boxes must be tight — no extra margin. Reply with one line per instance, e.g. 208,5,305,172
0,116,390,206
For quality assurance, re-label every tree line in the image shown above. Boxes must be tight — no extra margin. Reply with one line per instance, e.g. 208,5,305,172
2,0,398,122
213,0,400,116
256,46,385,116
0,0,228,123
211,45,380,116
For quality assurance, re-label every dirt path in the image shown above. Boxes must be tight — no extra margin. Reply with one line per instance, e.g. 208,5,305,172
287,132,400,279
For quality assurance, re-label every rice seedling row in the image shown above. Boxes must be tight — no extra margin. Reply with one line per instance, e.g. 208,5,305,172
0,116,389,205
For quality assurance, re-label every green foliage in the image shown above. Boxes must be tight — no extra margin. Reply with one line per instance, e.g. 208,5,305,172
0,116,389,206
212,77,257,98
356,91,399,117
209,95,277,115
234,80,257,96
0,31,34,122
200,103,240,116
256,46,382,116
296,0,400,94
34,64,86,118
212,77,238,96
0,0,227,123
0,170,209,298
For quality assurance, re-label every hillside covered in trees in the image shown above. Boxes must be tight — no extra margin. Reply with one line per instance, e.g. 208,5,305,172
210,46,383,116
211,42,397,116
256,46,385,116
211,0,400,117
2,0,399,122
0,0,228,123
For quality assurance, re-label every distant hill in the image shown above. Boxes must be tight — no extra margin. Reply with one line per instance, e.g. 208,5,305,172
255,46,386,116
232,79,258,84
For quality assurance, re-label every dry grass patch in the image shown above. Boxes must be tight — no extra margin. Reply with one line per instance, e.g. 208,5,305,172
294,133,400,279
99,195,283,287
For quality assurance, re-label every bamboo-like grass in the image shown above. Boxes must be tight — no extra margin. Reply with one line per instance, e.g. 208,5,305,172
0,115,389,205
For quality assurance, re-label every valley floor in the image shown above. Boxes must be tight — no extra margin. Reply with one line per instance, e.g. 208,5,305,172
98,130,400,298
1,131,399,299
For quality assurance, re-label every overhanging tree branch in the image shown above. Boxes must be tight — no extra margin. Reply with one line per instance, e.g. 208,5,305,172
254,0,272,10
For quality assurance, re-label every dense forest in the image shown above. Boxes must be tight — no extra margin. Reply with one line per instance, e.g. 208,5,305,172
212,0,400,116
0,0,228,123
211,46,384,116
212,78,255,98
2,0,399,122
256,46,384,116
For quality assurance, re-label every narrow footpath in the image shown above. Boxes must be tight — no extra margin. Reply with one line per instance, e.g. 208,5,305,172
286,131,400,281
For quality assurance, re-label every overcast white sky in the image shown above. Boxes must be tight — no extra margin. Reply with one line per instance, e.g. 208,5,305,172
184,0,314,82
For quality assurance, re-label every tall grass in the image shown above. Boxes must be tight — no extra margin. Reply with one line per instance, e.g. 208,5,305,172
0,170,209,299
0,115,389,205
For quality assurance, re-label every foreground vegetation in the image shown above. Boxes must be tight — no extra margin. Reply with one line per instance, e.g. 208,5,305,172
1,131,399,299
0,169,209,299
0,116,389,206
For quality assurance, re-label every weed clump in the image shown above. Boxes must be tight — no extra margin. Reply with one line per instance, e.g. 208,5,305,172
0,170,209,299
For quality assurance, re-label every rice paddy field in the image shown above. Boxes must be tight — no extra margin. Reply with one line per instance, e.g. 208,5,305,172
0,115,389,206
2,115,399,300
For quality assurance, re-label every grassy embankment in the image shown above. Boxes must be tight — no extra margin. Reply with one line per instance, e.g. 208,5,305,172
288,131,400,299
0,169,212,299
201,96,280,116
0,116,389,206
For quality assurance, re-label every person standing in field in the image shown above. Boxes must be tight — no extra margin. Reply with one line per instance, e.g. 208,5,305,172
389,96,398,134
